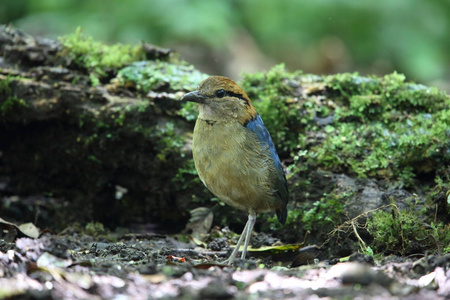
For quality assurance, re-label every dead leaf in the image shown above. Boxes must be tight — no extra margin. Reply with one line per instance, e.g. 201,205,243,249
189,236,207,247
186,207,213,241
0,218,40,239
193,262,227,269
141,274,167,283
18,223,40,239
246,243,306,253
36,252,73,268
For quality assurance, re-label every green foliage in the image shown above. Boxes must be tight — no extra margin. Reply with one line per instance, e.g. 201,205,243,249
0,75,13,94
173,159,201,190
59,27,145,85
0,94,28,116
266,189,348,232
118,61,208,93
301,192,348,231
364,246,374,257
429,222,450,254
266,208,302,232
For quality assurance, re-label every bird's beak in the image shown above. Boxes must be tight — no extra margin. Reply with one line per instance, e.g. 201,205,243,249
180,90,207,104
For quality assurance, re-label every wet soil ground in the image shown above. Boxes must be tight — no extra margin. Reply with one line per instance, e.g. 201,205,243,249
1,229,449,299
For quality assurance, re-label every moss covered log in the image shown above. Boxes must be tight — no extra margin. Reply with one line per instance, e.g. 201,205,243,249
0,25,209,230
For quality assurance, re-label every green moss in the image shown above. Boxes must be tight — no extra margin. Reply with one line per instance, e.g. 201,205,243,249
367,207,419,254
0,96,28,116
60,29,207,96
242,65,450,187
118,60,208,93
79,98,201,193
238,66,449,252
59,27,146,85
156,122,205,193
365,199,449,255
78,98,154,146
327,72,448,121
178,101,199,122
154,122,185,162
116,60,207,125
84,221,108,236
240,64,307,154
315,73,450,185
0,75,28,116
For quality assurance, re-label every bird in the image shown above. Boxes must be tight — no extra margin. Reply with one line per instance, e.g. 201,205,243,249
181,76,288,265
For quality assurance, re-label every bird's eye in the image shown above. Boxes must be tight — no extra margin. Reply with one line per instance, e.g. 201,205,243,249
215,89,226,98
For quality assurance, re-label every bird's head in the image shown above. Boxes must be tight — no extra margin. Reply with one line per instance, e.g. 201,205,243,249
181,76,257,125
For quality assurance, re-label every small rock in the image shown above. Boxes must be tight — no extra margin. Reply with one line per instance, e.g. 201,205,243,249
349,252,375,265
207,237,229,251
291,245,321,267
327,262,376,285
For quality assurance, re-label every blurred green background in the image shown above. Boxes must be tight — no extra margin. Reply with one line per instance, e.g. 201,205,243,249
1,0,449,91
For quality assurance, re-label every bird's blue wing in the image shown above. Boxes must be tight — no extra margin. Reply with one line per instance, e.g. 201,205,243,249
245,114,289,223
245,114,283,170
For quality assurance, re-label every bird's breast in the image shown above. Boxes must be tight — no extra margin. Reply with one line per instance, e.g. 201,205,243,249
192,119,282,213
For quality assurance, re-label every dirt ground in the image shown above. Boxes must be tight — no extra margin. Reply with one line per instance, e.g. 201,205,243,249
1,228,449,300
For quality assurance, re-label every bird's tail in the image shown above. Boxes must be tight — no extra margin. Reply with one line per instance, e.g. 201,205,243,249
276,207,287,225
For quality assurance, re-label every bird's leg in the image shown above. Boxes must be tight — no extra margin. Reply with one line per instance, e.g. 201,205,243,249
222,210,256,266
222,219,249,265
240,210,256,260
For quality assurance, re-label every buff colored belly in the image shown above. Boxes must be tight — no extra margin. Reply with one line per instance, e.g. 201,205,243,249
192,120,280,213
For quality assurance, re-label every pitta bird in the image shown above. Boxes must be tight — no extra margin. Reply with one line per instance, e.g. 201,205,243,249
181,76,288,265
